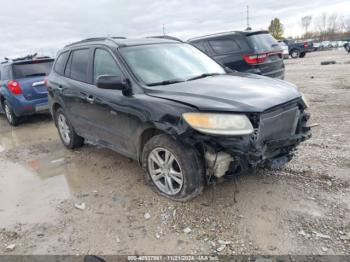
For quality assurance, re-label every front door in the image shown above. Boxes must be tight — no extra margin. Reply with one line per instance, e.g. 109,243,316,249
81,47,132,154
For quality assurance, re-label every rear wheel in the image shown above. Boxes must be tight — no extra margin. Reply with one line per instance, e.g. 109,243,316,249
299,52,306,58
55,108,84,149
142,134,204,201
4,100,20,126
290,49,300,59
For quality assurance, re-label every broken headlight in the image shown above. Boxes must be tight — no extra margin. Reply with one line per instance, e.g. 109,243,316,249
182,113,254,136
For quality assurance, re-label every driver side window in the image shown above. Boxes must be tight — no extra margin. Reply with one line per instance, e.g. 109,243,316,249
93,48,122,83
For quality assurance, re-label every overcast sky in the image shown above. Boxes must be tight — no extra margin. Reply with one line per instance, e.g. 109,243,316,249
0,0,349,58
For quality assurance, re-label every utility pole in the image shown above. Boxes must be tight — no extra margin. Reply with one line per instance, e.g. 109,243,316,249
162,24,166,36
246,5,252,31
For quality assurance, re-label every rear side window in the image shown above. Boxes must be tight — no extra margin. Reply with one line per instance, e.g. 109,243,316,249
209,38,241,54
93,49,122,83
69,49,90,82
12,60,53,79
54,51,69,75
247,33,279,51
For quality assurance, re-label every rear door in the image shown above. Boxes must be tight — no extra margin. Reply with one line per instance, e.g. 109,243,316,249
58,48,94,136
12,59,54,101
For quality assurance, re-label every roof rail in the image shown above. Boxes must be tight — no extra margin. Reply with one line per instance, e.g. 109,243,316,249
65,36,126,47
146,35,183,42
187,31,240,41
12,53,38,61
1,54,53,64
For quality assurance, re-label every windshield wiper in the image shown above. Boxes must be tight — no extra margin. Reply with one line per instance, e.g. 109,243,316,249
147,79,185,86
186,73,222,81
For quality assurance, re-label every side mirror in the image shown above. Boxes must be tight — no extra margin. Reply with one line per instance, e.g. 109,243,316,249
96,75,126,90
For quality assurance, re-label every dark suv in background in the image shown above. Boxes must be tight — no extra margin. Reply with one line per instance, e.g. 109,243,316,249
0,54,54,125
188,30,285,79
48,37,311,201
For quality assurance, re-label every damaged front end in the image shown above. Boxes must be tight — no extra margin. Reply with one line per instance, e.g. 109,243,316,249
181,99,312,179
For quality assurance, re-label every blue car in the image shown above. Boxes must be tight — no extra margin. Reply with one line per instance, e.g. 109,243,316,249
0,55,54,125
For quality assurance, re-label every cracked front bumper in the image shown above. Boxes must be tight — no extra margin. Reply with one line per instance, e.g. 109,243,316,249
181,106,312,173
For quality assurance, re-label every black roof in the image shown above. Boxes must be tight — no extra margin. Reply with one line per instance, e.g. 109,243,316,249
188,30,269,42
63,36,182,50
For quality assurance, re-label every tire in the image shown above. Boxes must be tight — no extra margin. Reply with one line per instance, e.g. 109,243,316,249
299,52,306,58
142,134,204,201
290,49,300,59
54,108,84,149
4,100,20,126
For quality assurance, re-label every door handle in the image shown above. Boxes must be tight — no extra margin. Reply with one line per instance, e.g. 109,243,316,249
57,85,63,90
86,95,95,104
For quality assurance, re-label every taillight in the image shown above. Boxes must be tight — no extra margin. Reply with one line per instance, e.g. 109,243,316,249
7,80,22,95
243,53,268,64
44,78,48,86
304,42,308,48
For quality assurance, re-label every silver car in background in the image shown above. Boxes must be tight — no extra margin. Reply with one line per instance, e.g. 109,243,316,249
278,41,289,59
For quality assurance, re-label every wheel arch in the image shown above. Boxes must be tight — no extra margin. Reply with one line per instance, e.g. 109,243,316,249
137,126,166,164
0,94,5,109
51,102,62,126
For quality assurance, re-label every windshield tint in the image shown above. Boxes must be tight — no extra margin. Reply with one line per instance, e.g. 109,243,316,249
13,60,54,78
247,33,279,52
120,43,225,85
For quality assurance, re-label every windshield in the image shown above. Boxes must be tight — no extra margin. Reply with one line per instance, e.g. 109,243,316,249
13,60,54,78
120,43,225,86
247,33,280,52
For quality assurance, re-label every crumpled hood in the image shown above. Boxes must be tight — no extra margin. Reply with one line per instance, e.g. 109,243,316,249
146,73,301,112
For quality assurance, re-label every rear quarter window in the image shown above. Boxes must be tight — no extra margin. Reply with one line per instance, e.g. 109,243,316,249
54,51,70,75
208,38,241,55
247,33,279,52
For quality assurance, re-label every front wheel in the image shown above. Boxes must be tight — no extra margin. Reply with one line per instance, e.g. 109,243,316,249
4,100,20,126
290,49,300,59
55,108,84,149
142,134,204,201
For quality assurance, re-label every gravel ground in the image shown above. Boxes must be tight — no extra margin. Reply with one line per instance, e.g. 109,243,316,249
0,49,349,256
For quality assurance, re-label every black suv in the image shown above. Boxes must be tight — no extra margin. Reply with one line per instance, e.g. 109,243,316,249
188,30,285,79
48,37,311,201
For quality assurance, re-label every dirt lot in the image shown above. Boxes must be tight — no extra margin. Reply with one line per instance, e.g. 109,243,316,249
0,50,349,256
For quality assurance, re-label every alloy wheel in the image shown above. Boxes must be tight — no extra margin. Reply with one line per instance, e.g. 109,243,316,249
57,113,71,144
4,104,13,123
148,147,184,195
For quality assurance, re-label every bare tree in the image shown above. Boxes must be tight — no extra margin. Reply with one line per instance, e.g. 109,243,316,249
301,16,312,33
327,13,338,33
315,13,327,35
343,17,350,32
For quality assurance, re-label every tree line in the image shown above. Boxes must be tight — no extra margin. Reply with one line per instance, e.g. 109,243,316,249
268,13,350,41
